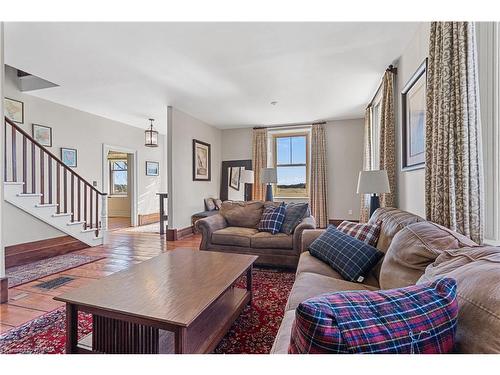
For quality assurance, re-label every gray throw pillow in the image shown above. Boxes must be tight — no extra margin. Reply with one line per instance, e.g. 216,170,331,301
205,198,216,211
281,202,309,234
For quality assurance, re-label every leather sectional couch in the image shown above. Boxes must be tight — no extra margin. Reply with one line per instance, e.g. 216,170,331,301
195,200,316,268
271,207,500,354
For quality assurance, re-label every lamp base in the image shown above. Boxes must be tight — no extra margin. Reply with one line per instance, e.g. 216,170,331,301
265,184,274,202
369,194,380,218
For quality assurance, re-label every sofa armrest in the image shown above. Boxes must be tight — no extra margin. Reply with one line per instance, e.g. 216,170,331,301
195,214,227,250
300,229,325,253
293,216,317,252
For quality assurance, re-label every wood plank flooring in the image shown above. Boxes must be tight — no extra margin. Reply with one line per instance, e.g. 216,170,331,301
0,230,202,334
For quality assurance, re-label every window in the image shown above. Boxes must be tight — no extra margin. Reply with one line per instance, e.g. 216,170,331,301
109,160,128,195
273,133,309,198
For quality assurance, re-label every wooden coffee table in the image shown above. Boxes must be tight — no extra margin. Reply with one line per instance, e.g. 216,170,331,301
54,249,257,354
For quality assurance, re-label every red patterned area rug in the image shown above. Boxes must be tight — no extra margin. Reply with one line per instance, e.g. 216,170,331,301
0,268,295,354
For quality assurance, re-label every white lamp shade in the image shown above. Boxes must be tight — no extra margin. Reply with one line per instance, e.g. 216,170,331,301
357,170,390,194
260,168,277,183
240,169,254,184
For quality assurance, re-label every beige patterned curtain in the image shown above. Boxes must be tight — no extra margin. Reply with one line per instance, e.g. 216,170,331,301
359,107,373,223
425,22,484,244
310,123,328,228
379,70,397,208
252,128,268,201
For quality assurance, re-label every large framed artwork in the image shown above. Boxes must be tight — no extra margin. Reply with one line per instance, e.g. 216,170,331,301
192,139,211,181
229,166,241,190
401,58,427,170
4,98,24,124
146,161,159,176
32,124,53,147
61,148,77,167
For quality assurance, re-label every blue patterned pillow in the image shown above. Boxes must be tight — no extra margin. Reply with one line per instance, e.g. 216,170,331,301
309,225,384,282
258,202,287,235
281,202,309,234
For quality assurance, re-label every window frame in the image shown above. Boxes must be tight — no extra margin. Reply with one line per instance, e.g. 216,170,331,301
109,159,128,196
272,132,310,198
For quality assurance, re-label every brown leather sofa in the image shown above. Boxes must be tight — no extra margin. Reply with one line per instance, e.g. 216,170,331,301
195,201,316,268
271,207,500,354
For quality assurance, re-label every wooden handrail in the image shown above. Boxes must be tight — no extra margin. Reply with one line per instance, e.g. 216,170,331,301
4,117,106,196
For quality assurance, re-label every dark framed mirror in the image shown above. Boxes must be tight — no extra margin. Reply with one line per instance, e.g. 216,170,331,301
220,160,253,201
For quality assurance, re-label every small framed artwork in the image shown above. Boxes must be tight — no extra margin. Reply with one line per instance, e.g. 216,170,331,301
229,166,241,190
193,139,211,181
401,59,427,170
146,161,159,176
4,98,24,124
32,124,53,147
61,148,77,167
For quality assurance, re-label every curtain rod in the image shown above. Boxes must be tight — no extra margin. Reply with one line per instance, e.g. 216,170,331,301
253,121,326,130
367,64,398,109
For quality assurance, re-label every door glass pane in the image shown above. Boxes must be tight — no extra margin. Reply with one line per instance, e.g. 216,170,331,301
291,136,306,164
276,137,291,165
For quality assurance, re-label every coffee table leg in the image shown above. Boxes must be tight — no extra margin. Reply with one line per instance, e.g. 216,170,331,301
174,327,187,354
66,303,78,354
246,265,253,304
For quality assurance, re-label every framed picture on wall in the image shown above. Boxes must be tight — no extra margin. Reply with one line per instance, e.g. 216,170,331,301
146,161,159,176
229,167,241,190
61,147,77,167
192,139,211,181
401,58,427,170
32,124,52,147
4,98,24,124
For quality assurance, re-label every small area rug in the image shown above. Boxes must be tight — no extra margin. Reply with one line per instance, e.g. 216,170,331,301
0,268,295,354
7,254,105,288
120,222,161,234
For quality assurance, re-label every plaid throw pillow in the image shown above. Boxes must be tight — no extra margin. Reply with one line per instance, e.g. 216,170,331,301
258,202,287,235
337,221,381,247
281,202,309,234
309,225,383,282
289,278,458,354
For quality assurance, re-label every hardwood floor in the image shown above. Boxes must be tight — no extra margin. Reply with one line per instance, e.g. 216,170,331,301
0,229,202,334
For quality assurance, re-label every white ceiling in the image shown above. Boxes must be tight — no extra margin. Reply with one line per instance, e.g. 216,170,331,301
4,22,420,131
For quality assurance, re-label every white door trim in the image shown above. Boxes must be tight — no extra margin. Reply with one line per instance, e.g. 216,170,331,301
102,143,139,227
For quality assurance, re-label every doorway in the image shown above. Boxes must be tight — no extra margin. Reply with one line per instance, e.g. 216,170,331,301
102,144,138,230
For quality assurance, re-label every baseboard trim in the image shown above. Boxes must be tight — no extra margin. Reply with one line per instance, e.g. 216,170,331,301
328,219,360,227
0,277,8,304
138,212,161,226
5,235,89,268
166,225,194,241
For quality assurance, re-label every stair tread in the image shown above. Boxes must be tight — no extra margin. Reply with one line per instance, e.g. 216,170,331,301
17,193,43,197
35,203,59,207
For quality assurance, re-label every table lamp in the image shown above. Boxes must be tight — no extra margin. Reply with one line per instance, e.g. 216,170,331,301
357,170,390,217
260,168,277,202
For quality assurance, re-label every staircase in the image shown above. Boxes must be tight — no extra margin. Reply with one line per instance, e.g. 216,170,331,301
3,117,107,246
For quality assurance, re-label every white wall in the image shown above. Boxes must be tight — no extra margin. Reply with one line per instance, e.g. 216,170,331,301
220,119,364,220
169,107,221,228
395,22,430,218
3,65,165,245
1,23,5,277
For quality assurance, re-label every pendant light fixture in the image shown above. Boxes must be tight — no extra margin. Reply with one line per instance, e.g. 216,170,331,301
145,118,158,147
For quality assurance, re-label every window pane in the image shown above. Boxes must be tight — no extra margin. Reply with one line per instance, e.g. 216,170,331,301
113,170,128,194
112,161,127,171
276,166,307,197
291,136,306,164
276,137,291,165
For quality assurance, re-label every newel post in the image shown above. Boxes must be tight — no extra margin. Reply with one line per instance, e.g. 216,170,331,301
101,193,108,235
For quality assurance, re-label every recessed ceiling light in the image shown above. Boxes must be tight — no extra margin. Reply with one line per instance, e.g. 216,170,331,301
270,101,278,105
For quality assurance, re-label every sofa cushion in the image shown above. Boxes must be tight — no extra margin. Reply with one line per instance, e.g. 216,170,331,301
296,252,380,288
258,202,287,234
309,225,383,283
251,231,293,249
211,227,258,247
281,202,310,235
337,220,381,247
204,198,216,211
220,201,264,228
270,310,296,354
418,246,500,353
379,221,479,290
368,207,425,252
289,278,458,354
285,272,378,311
